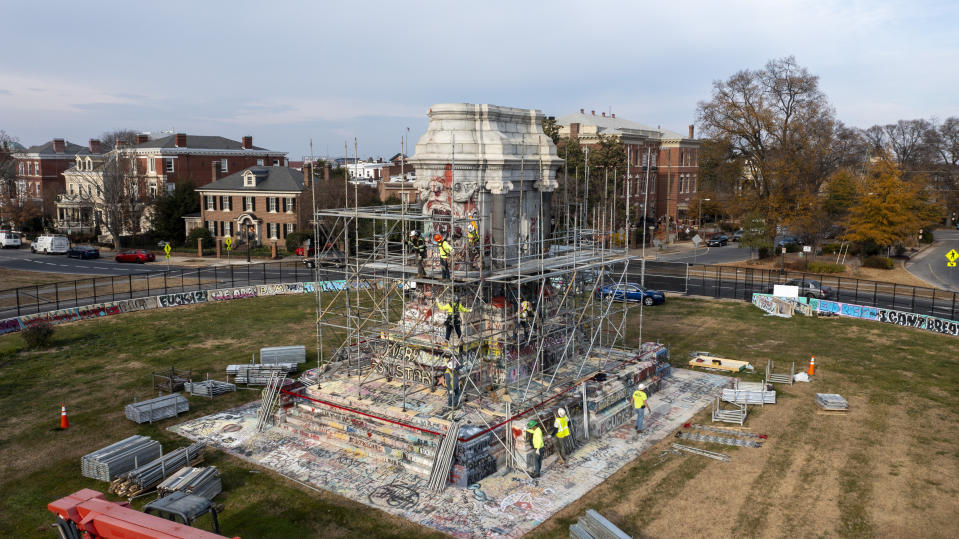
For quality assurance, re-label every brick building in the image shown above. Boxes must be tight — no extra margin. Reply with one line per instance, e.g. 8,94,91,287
190,166,313,246
556,110,700,226
376,153,418,203
15,138,102,214
125,133,287,196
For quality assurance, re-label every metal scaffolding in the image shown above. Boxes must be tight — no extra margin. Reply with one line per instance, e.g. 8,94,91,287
306,197,637,412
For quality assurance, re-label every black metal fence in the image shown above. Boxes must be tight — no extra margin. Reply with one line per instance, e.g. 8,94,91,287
2,259,957,323
0,261,344,319
634,261,959,322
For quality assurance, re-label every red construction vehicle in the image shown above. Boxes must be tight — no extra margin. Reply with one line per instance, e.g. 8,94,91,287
48,489,238,539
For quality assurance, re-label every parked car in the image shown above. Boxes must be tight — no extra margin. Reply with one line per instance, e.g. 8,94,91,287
706,234,729,247
0,230,21,248
594,283,666,305
115,249,155,263
731,229,744,242
303,245,346,269
67,245,100,259
773,235,803,248
767,278,833,299
31,234,69,254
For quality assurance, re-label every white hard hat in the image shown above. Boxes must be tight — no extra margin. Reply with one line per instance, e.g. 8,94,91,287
410,230,418,237
638,383,647,391
557,408,566,417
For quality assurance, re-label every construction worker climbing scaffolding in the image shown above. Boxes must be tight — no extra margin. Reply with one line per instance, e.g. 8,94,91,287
518,298,533,341
437,295,471,342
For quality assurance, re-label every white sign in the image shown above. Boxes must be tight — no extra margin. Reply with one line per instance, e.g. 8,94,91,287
692,234,702,247
803,245,811,253
773,285,800,298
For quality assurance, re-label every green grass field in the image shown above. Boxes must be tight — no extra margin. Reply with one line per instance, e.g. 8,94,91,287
1,294,957,537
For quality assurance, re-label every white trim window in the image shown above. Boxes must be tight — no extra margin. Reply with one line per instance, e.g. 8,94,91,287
285,223,295,236
284,197,295,212
166,158,175,173
221,158,228,173
223,221,232,237
148,158,155,173
268,197,278,212
256,159,264,166
206,220,215,232
244,196,254,211
18,162,23,175
268,222,279,239
221,195,231,211
205,195,216,211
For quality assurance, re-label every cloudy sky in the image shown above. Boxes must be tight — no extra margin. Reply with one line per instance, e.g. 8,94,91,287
2,0,956,158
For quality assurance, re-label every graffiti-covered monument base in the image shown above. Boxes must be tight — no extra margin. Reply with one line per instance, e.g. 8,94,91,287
172,368,728,537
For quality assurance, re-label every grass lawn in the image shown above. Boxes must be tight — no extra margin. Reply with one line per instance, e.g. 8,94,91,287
1,294,957,537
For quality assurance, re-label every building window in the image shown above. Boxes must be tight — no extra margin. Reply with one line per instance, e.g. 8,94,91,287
244,196,254,211
206,195,216,211
273,159,279,166
221,196,231,211
206,220,215,232
166,158,174,173
224,221,232,237
268,197,278,212
284,197,295,212
266,222,278,239
221,158,228,173
286,223,294,236
692,175,697,193
69,183,75,195
18,163,23,175
257,159,264,166
148,158,155,173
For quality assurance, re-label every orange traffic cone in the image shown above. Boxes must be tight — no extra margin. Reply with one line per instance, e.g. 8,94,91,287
60,403,69,429
807,356,816,376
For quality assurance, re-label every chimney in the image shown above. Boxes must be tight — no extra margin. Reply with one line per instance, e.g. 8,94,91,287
303,162,313,188
211,161,221,183
242,136,253,149
52,139,65,153
602,112,606,117
89,139,102,154
136,134,149,144
580,108,584,114
612,113,616,119
591,110,595,115
174,133,187,148
688,125,695,139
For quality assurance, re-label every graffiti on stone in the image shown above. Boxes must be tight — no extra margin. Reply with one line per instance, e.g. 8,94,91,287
878,308,959,337
20,308,80,327
0,317,22,335
157,290,208,308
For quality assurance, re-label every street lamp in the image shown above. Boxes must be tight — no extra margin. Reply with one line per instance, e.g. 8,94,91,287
698,198,710,234
246,224,254,263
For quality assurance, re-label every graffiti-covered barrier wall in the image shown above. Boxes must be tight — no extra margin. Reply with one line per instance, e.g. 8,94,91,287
0,280,364,337
751,293,959,338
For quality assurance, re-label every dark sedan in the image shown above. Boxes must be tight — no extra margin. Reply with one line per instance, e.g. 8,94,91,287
115,249,155,263
706,234,729,247
67,245,100,259
594,283,666,306
303,245,346,269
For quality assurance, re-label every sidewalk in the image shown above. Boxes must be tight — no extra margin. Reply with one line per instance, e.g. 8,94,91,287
628,240,699,259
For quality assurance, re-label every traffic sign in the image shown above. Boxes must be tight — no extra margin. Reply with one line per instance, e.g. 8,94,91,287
803,245,811,253
164,242,171,259
692,234,702,247
224,236,232,251
947,249,958,268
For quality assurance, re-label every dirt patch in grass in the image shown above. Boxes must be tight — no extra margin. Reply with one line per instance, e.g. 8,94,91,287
722,255,933,288
0,268,99,289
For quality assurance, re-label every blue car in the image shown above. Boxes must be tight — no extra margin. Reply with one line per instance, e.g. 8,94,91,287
595,283,666,305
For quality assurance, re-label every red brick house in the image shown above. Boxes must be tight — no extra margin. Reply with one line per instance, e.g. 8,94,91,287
190,166,313,246
556,110,700,225
15,138,102,214
125,133,287,196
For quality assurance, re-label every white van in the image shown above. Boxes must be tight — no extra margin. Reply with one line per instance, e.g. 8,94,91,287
0,230,21,248
31,234,69,254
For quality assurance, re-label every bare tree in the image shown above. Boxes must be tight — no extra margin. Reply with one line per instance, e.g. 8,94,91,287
0,131,41,230
99,129,139,149
696,56,840,231
882,119,931,169
70,149,151,249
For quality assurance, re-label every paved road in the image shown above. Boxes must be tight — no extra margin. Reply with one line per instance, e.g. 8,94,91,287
906,228,959,293
650,242,754,265
0,247,179,276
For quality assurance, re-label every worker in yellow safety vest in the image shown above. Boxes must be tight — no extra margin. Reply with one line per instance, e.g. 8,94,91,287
437,296,471,342
435,233,453,280
552,407,571,466
632,382,651,433
526,419,545,478
518,299,533,341
444,354,461,408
